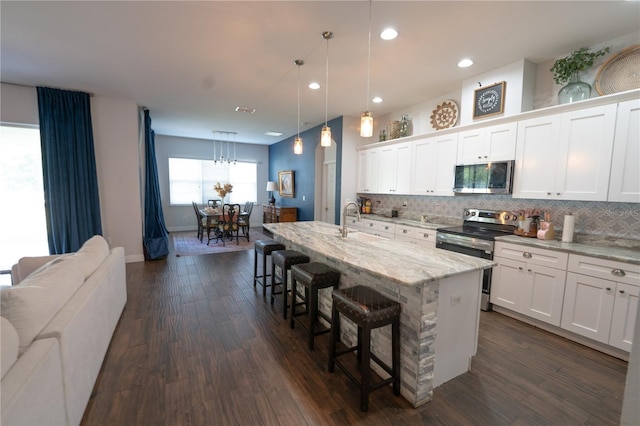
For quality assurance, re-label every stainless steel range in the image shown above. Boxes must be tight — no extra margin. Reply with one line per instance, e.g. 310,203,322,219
436,208,518,311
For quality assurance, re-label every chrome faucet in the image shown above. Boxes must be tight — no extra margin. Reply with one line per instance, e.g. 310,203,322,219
341,201,361,238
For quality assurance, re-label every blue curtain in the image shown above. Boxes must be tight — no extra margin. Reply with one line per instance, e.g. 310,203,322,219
142,109,169,260
37,87,102,254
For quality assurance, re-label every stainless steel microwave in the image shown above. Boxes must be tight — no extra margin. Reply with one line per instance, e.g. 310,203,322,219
453,161,514,194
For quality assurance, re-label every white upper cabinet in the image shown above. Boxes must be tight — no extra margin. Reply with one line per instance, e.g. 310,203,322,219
410,133,458,196
457,122,517,164
513,104,617,201
356,147,379,193
608,99,640,202
512,115,562,199
378,142,412,194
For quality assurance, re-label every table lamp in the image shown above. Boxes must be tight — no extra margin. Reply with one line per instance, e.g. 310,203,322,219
266,181,278,205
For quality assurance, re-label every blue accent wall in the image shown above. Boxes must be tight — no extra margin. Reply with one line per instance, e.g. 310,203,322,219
269,117,342,222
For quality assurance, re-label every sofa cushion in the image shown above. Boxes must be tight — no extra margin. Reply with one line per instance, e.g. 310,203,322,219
1,317,19,378
11,255,67,285
68,235,110,279
0,260,84,354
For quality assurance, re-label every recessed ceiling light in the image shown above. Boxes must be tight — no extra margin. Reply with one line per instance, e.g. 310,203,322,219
372,96,383,103
380,28,398,40
235,106,256,113
265,131,284,137
457,59,474,68
308,82,320,90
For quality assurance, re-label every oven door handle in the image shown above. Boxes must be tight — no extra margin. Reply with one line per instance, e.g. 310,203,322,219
436,232,494,253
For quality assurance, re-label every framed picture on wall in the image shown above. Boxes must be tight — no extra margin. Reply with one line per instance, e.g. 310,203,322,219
278,170,294,198
473,81,506,119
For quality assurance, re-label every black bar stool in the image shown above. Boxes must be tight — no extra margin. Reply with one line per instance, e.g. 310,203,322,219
328,285,401,412
290,262,341,350
270,250,310,319
253,239,286,297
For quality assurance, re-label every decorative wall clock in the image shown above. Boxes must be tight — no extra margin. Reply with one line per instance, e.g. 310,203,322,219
430,99,459,130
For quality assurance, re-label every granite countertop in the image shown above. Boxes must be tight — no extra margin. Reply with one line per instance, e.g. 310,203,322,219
353,213,639,265
347,213,461,230
496,235,640,265
263,221,494,286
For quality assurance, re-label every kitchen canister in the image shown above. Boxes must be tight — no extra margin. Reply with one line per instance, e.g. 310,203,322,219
562,214,575,243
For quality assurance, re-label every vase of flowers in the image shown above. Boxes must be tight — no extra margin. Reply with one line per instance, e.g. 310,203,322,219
550,46,609,104
214,182,233,203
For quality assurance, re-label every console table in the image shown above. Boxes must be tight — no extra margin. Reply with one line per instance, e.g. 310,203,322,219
263,205,297,223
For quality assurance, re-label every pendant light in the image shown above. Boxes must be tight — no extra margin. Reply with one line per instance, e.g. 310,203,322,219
360,0,374,137
321,31,333,147
293,59,304,155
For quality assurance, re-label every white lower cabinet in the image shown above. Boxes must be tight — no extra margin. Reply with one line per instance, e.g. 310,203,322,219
395,224,436,248
561,272,616,344
360,218,395,238
491,242,567,326
561,254,640,352
610,283,640,351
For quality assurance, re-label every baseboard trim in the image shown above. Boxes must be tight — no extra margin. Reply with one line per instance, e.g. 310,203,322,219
492,306,629,361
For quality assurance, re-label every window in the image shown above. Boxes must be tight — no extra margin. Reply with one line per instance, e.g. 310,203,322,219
168,157,257,205
0,125,49,285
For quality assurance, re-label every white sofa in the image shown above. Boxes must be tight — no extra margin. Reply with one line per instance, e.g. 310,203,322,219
1,236,126,426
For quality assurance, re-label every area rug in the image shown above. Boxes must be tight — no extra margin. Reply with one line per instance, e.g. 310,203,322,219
172,229,269,256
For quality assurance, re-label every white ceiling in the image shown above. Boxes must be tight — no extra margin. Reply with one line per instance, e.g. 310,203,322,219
1,1,639,145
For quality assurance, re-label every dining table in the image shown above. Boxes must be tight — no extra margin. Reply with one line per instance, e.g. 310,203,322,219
200,208,249,244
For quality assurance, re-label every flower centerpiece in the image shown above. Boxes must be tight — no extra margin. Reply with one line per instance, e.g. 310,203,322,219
550,46,609,104
214,182,233,202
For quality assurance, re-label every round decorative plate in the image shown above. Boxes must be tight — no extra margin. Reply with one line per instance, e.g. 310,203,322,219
430,100,459,130
595,45,640,96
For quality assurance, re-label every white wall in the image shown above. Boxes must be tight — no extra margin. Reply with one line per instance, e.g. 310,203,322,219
371,31,639,138
534,31,640,109
0,83,144,262
91,96,144,262
460,59,536,125
340,115,366,220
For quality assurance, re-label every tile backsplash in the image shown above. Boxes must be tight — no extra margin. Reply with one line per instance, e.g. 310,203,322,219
360,194,640,240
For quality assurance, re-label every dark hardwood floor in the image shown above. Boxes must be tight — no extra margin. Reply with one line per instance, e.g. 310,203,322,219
81,238,628,425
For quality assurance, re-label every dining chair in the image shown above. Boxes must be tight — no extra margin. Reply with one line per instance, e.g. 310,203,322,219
216,203,241,246
208,199,222,209
239,201,254,241
192,201,205,242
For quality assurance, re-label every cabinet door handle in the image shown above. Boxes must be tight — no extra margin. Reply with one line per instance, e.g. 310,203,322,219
527,269,532,272
611,269,626,277
547,192,552,195
518,267,524,271
606,287,612,291
523,252,532,259
403,229,408,234
423,233,429,238
385,226,390,230
619,290,625,294
556,192,561,196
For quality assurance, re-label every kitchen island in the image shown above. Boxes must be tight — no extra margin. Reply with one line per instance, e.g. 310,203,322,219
263,221,495,407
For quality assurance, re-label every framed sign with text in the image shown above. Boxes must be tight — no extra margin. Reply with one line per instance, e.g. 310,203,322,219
473,81,506,119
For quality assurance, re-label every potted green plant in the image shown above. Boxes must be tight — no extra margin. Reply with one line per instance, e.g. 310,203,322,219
550,46,610,104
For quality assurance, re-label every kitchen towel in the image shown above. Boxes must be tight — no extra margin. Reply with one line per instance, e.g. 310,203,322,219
562,214,575,243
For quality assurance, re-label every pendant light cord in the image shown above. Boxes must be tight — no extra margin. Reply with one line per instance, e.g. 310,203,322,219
297,62,301,137
324,35,329,126
366,0,372,112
